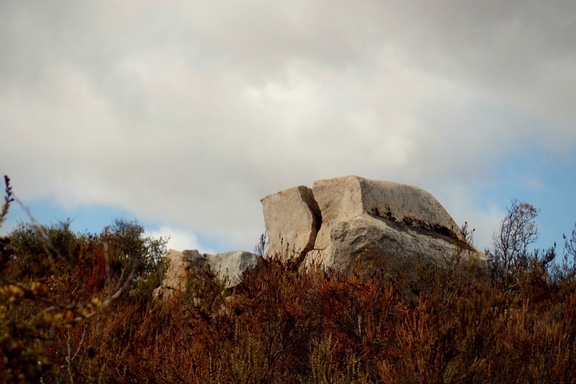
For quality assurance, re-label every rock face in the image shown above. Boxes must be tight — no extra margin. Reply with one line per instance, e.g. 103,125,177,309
261,186,321,262
153,249,260,300
261,175,487,270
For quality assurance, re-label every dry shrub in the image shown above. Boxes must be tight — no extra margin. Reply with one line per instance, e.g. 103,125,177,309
6,242,576,383
3,176,576,383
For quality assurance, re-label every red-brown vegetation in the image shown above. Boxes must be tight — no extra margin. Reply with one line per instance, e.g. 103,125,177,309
2,177,576,383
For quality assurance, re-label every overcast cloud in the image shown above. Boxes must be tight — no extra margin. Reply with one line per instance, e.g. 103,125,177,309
2,0,575,252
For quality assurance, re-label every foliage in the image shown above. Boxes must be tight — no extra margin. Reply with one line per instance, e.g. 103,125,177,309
101,219,168,298
3,176,576,382
31,249,576,384
0,176,167,382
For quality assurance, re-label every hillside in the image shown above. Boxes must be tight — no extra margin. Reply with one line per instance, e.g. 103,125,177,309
2,176,576,383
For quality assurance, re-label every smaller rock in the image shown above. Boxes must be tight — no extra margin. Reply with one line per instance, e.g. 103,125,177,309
209,250,261,286
153,249,260,300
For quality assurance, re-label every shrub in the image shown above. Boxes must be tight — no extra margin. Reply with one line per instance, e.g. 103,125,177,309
0,176,168,382
4,174,576,382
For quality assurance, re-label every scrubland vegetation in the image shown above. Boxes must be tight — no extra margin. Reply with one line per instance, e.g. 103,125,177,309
2,175,576,383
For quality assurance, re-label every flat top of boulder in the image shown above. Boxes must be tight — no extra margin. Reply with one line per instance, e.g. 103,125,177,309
312,175,464,243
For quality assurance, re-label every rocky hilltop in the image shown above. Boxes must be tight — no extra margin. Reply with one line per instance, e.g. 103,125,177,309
155,175,487,298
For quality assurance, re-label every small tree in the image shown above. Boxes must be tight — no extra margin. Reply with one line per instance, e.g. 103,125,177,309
100,219,167,297
488,200,539,287
550,224,576,284
564,224,576,262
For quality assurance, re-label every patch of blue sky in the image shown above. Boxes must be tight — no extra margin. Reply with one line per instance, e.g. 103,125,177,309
477,147,576,255
0,198,138,236
0,198,225,254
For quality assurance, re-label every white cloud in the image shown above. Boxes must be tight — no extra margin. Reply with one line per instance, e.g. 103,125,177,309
146,226,215,254
431,185,506,251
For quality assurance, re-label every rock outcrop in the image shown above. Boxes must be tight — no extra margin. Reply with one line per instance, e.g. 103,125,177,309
156,175,486,299
261,175,487,270
153,249,260,300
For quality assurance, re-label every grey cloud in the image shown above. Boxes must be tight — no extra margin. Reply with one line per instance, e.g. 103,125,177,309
2,0,575,250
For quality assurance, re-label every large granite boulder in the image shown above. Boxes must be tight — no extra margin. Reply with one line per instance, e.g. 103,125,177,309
153,249,260,300
156,175,486,298
262,175,487,270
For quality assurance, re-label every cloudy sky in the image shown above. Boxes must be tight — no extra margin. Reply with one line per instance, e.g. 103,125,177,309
1,0,575,254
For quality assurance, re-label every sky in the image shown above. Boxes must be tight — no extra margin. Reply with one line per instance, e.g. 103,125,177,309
1,0,575,255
